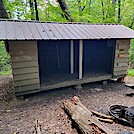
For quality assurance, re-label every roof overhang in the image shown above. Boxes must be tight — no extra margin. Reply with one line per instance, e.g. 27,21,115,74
0,19,134,40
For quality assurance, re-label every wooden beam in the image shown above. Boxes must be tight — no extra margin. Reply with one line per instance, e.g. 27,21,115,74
41,74,112,91
70,40,74,74
79,40,83,79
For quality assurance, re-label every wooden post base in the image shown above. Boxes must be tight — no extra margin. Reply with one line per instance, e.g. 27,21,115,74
74,84,83,90
102,80,108,86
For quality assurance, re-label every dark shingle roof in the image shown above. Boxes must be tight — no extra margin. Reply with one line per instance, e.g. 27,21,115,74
0,19,134,40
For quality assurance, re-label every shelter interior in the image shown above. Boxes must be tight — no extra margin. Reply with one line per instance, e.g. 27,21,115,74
38,40,78,86
83,40,115,77
38,39,115,87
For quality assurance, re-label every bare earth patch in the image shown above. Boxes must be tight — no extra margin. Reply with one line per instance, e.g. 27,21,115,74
0,75,13,101
125,76,134,84
0,76,134,133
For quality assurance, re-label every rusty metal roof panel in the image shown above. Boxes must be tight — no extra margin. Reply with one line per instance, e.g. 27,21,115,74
0,20,134,40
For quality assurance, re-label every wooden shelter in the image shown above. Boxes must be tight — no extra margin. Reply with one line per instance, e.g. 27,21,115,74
0,19,134,96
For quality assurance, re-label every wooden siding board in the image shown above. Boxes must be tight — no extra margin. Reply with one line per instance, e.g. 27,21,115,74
9,41,37,50
116,39,130,49
116,49,129,54
15,84,40,93
114,62,128,67
114,71,127,76
9,40,40,95
113,39,130,77
114,58,128,63
115,54,129,58
13,67,38,75
11,55,38,63
14,78,39,87
13,73,39,81
10,49,37,56
114,66,128,72
12,61,38,69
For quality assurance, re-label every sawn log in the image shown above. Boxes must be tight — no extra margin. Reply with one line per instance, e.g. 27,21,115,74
63,96,115,134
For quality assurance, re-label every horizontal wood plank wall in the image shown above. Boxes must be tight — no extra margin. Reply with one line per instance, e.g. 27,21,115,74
113,39,130,77
8,41,40,95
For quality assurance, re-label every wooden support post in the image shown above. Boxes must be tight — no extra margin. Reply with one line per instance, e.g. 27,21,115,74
70,40,74,74
79,40,83,79
102,80,108,86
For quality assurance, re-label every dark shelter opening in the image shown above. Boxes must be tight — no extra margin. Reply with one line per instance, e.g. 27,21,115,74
38,40,78,86
38,39,115,86
83,39,115,77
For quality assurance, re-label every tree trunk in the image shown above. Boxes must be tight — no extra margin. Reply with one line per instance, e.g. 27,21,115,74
0,0,8,18
57,0,74,22
101,0,105,20
118,0,121,23
29,0,35,20
112,0,116,17
34,0,39,21
129,14,134,29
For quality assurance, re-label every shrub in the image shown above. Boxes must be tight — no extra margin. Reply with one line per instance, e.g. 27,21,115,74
0,42,11,75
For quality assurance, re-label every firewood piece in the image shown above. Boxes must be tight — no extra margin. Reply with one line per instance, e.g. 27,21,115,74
63,96,115,134
90,110,115,120
34,119,41,134
97,117,114,124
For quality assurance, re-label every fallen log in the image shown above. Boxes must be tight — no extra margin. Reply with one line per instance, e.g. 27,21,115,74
63,96,115,134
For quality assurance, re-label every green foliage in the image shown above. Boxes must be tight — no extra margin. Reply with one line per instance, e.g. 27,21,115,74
127,69,134,76
2,0,134,28
129,39,134,68
0,42,11,75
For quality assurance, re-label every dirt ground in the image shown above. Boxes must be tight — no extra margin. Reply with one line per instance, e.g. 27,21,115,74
0,76,134,134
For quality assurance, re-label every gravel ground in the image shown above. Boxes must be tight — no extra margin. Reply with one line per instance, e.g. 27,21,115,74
0,76,134,134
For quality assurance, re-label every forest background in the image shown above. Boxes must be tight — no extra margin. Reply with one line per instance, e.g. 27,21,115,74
0,0,134,75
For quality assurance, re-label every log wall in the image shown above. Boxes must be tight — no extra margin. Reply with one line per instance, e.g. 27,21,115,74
8,41,40,96
113,39,130,77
